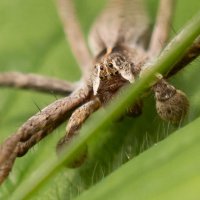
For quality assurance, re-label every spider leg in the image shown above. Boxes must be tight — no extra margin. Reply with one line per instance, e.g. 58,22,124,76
0,72,78,95
148,0,175,57
88,0,150,56
126,99,143,118
56,97,101,167
56,0,92,79
0,147,17,185
0,84,91,184
166,36,200,78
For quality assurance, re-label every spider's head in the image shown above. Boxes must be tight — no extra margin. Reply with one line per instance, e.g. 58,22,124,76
92,48,135,95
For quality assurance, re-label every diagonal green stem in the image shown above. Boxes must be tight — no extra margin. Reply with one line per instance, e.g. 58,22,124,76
9,11,200,200
75,116,200,200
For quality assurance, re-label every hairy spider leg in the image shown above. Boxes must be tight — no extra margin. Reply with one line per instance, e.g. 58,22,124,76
56,97,101,167
0,85,90,183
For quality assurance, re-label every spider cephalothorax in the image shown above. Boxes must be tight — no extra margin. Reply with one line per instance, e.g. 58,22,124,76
0,0,199,185
92,45,146,104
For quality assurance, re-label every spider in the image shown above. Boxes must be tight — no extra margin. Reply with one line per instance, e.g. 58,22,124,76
0,0,199,185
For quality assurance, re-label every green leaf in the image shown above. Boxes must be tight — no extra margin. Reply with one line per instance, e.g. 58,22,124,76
0,0,200,200
75,117,200,200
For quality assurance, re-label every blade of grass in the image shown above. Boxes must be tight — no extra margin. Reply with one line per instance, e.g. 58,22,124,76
9,11,200,200
75,116,200,200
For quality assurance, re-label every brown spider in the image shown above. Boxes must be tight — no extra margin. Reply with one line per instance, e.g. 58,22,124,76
0,0,199,185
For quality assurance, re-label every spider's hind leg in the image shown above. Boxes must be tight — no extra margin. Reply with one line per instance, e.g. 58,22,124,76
152,78,189,124
56,97,101,167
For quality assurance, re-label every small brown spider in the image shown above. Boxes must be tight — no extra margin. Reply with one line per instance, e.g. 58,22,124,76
0,0,199,184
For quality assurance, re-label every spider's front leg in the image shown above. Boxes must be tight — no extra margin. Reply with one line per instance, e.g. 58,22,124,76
56,97,101,167
0,72,78,95
0,84,91,184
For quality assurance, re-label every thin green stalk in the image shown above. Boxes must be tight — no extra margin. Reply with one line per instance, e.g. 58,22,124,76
9,11,200,200
75,116,200,200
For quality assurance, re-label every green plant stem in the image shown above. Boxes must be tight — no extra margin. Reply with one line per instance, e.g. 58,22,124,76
75,116,200,200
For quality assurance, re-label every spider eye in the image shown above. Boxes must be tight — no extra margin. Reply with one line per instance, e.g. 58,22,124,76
100,65,104,70
108,63,113,68
115,58,122,66
131,63,135,68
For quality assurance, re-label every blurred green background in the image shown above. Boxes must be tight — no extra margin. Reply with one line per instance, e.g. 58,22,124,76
0,0,200,199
